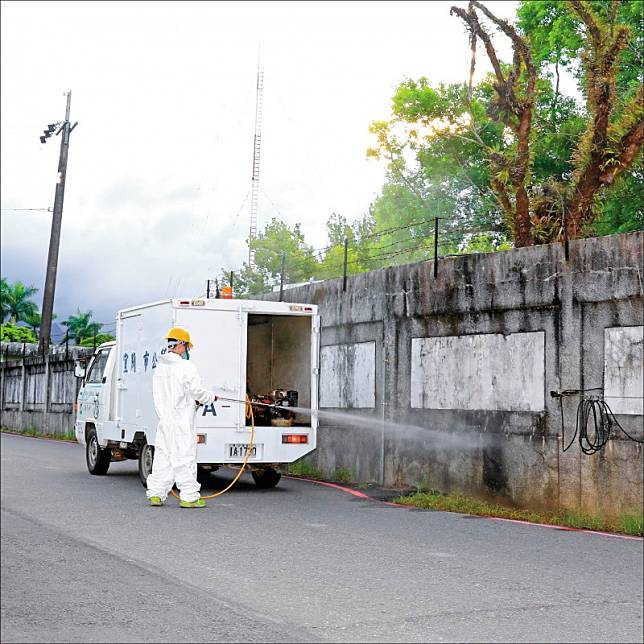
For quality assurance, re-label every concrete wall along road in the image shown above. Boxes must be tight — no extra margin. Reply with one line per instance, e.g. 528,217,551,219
261,232,644,519
0,343,94,436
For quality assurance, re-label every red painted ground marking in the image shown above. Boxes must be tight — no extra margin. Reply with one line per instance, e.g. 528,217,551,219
489,516,643,541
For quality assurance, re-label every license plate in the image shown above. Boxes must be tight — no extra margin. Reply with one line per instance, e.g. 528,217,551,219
226,443,263,460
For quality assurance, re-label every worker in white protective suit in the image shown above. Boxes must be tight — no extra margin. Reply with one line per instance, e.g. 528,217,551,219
146,327,218,508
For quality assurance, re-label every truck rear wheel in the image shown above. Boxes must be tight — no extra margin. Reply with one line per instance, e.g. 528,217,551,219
86,427,111,475
138,440,154,487
251,467,281,489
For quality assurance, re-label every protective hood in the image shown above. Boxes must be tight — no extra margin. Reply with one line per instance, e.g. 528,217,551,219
158,352,181,366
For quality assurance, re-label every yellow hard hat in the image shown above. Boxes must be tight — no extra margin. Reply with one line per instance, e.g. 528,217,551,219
165,327,193,349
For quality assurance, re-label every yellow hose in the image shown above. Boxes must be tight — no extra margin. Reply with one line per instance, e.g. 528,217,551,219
170,395,255,500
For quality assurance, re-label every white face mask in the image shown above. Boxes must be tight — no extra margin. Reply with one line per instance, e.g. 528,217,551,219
167,340,189,359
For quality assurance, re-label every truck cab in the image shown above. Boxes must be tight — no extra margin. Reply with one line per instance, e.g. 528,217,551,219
74,342,124,474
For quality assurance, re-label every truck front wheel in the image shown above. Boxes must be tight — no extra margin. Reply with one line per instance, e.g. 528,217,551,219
138,440,154,487
86,427,111,475
251,467,281,489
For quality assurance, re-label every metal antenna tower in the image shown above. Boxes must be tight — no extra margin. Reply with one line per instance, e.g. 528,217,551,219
248,57,264,267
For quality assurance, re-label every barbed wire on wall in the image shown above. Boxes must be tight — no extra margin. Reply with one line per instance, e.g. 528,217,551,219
216,215,512,296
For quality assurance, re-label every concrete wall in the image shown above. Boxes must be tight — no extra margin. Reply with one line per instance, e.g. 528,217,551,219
260,232,644,519
0,344,94,436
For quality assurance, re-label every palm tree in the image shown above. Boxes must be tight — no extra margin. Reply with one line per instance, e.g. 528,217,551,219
0,278,39,323
22,310,57,336
0,278,8,321
61,310,103,344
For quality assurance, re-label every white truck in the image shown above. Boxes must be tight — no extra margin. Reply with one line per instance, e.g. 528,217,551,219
74,297,319,489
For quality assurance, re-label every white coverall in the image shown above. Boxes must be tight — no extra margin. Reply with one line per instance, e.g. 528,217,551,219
146,352,216,502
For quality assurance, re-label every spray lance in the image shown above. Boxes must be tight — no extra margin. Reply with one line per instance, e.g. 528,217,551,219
216,394,298,411
216,395,276,408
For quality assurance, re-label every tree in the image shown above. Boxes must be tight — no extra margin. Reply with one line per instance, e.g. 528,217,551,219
61,310,103,344
219,263,268,299
517,0,644,236
0,278,39,324
316,213,370,279
79,333,115,348
0,322,38,344
0,278,7,321
449,0,643,242
221,219,321,297
253,218,319,284
21,310,57,337
369,1,642,249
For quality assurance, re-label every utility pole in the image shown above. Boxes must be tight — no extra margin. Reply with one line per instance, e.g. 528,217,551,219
39,91,78,354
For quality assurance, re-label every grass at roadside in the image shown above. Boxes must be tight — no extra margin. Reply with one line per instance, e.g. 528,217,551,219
394,490,643,537
1,426,77,442
288,461,354,484
288,460,322,479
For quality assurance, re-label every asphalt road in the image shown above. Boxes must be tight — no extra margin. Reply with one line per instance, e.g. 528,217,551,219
1,433,642,644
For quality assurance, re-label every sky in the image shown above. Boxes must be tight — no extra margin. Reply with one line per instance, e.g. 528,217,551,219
1,0,518,330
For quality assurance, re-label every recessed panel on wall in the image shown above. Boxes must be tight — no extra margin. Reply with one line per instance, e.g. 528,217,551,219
411,331,545,411
604,326,643,416
319,341,376,408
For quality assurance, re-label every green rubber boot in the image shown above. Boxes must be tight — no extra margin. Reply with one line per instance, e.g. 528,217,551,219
149,496,164,507
179,498,207,509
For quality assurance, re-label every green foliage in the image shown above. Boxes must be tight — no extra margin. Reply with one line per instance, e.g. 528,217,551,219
518,0,643,234
316,213,370,279
0,322,38,343
366,76,512,256
517,0,643,97
620,513,644,536
0,278,39,324
593,166,644,235
288,459,322,479
61,310,103,343
21,310,57,336
221,218,322,298
0,278,7,322
330,466,353,483
460,232,512,254
254,218,319,283
395,490,643,536
1,427,77,442
219,264,267,299
366,1,643,246
79,333,115,347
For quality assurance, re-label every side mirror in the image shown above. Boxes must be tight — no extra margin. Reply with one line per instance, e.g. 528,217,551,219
74,361,86,379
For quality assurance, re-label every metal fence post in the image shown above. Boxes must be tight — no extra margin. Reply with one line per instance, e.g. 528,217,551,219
559,192,570,262
279,252,286,302
0,345,5,412
343,237,349,292
433,217,439,279
19,342,26,413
